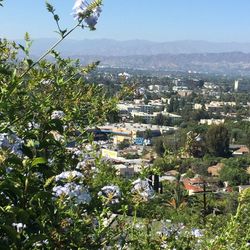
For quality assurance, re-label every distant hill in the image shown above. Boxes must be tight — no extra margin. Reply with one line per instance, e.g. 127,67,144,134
17,38,250,56
15,38,250,74
73,52,250,75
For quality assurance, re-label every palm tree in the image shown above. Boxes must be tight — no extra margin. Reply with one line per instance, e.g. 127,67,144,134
166,175,188,212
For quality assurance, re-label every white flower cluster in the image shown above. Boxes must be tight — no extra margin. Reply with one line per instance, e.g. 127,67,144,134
159,222,186,249
0,133,10,149
98,185,121,204
12,222,26,233
159,224,204,249
131,178,154,201
53,182,91,204
76,161,87,170
53,170,91,204
191,228,203,238
55,170,83,182
27,121,40,130
160,222,185,237
0,133,23,156
72,0,102,28
69,147,85,159
51,110,65,120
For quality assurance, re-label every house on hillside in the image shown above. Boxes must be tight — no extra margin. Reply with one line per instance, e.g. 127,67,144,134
199,118,225,126
232,146,249,157
182,177,218,195
207,163,224,177
182,177,205,195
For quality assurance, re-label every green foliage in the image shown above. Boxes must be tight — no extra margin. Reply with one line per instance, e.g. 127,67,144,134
153,137,165,156
205,124,230,157
207,188,250,249
153,113,171,126
1,2,250,249
0,2,131,249
219,157,250,186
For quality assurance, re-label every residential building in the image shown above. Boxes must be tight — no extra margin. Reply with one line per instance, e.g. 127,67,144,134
199,119,225,125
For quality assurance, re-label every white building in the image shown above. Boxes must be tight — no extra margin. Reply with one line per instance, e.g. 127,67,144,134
199,119,225,125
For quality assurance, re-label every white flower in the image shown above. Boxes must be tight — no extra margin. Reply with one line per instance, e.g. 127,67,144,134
191,228,203,238
27,121,40,130
0,133,23,156
135,223,144,230
76,161,86,170
85,144,93,151
11,143,23,156
131,178,154,201
99,185,121,204
51,110,65,120
32,239,49,247
160,223,185,239
84,7,101,27
53,182,91,204
12,223,26,233
161,226,174,237
33,172,43,179
6,167,13,174
55,170,83,182
0,133,10,149
72,0,102,28
102,213,118,227
69,148,85,159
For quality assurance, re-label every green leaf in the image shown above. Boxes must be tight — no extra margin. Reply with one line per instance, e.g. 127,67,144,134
61,29,67,36
25,58,33,67
18,43,25,51
5,156,23,166
54,14,59,22
24,32,30,42
0,180,22,200
0,65,11,75
22,145,34,158
46,119,64,134
46,1,55,13
31,157,47,167
44,176,55,188
0,225,18,242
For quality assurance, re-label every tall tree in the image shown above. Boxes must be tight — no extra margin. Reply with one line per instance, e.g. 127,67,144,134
205,125,230,157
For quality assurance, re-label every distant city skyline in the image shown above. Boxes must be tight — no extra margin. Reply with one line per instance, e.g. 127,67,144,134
1,0,250,42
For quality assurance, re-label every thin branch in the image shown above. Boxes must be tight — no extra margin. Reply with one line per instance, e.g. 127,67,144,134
20,22,83,79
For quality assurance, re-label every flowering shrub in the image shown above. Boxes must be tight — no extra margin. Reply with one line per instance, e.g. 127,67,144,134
98,185,121,204
0,1,123,248
132,178,155,201
1,1,250,249
72,0,102,29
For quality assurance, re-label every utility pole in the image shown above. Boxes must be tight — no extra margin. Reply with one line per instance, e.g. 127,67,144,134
203,180,207,226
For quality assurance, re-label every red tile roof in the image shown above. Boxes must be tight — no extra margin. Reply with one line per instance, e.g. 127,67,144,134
183,178,204,193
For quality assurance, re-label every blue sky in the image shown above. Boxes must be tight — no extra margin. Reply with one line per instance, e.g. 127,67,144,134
1,0,250,42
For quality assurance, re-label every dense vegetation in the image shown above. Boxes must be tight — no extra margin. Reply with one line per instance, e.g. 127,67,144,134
1,1,250,249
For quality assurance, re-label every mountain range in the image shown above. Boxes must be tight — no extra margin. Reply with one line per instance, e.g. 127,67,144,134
16,38,250,74
23,38,250,56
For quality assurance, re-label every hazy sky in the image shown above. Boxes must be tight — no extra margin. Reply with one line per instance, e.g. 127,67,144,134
1,0,250,42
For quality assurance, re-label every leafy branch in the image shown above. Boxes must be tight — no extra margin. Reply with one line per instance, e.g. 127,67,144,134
20,0,102,78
